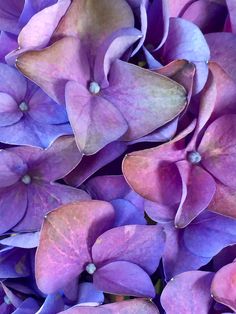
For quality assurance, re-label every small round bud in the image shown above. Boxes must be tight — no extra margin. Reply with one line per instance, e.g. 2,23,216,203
21,174,31,185
187,151,202,164
19,101,29,112
89,82,101,95
86,263,96,275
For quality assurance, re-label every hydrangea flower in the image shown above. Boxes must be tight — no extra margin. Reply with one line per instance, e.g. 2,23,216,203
123,61,236,226
0,136,89,234
14,1,187,154
0,62,72,148
36,201,165,298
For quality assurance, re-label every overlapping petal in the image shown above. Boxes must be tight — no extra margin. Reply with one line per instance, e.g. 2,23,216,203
35,201,115,293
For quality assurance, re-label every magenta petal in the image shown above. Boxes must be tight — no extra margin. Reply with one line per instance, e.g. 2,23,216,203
36,200,115,294
211,261,236,311
205,33,236,83
18,0,71,49
92,225,164,274
58,299,159,314
161,271,214,314
0,183,27,234
65,81,128,154
103,59,187,141
199,114,236,188
174,161,216,228
93,261,155,297
65,142,127,187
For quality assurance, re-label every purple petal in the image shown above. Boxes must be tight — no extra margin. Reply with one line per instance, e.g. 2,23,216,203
94,261,155,297
162,226,210,280
0,1,24,35
0,183,27,234
12,297,40,313
111,199,146,226
0,63,27,103
65,142,127,187
103,59,187,141
0,32,18,62
0,232,39,248
30,136,82,181
78,283,104,305
0,247,30,278
184,211,236,258
182,0,227,33
35,201,114,294
58,299,159,314
92,225,165,274
174,160,216,228
0,116,72,148
161,271,214,314
65,81,128,155
13,181,89,232
163,17,210,93
28,87,68,124
205,33,236,83
86,175,130,201
36,293,64,314
199,114,236,188
18,0,71,49
0,93,22,126
211,262,236,311
94,28,142,87
208,62,236,119
226,0,236,33
146,0,169,50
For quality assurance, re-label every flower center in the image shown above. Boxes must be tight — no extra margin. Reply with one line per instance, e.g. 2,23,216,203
19,101,29,112
187,151,202,164
21,174,31,185
89,82,100,95
86,263,96,275
4,295,11,305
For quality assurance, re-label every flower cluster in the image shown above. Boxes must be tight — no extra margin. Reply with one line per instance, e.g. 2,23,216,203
0,0,236,313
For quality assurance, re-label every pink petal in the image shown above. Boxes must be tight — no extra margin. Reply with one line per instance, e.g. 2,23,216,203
211,261,236,311
18,0,71,49
35,200,115,294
